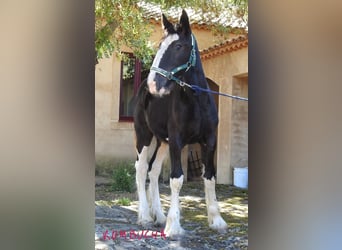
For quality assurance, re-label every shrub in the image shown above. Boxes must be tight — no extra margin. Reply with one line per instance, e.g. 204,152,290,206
111,162,136,193
115,197,131,206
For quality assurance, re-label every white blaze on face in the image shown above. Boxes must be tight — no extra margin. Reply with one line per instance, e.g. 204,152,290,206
148,34,179,95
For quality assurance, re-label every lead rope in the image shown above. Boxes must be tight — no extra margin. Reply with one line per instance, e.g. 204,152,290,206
177,79,248,101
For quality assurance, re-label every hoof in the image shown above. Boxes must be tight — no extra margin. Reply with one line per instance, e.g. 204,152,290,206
138,216,154,229
214,226,228,234
165,225,185,239
139,221,154,229
154,220,166,227
166,228,185,240
154,213,167,227
209,216,228,233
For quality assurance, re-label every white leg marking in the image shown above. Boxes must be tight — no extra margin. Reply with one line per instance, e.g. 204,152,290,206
165,175,185,237
135,146,153,226
148,143,168,225
204,176,228,232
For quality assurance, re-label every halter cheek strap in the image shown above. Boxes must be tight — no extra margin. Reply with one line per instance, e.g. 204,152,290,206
150,34,196,84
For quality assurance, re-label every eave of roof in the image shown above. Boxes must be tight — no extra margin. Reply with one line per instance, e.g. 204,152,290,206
200,35,248,60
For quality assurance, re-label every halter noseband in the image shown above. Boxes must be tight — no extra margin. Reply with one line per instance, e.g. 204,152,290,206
150,34,196,85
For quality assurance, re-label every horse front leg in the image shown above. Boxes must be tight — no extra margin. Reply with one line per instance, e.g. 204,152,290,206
148,142,168,226
135,137,156,227
164,139,185,238
202,141,228,233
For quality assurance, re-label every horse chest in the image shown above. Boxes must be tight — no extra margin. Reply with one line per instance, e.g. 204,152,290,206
145,93,203,142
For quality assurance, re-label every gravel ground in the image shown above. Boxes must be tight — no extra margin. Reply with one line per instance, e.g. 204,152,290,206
95,177,248,249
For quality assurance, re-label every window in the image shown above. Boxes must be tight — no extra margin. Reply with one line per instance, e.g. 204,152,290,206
119,53,149,121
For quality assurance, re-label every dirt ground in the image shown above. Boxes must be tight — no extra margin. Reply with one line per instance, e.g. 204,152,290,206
95,178,248,250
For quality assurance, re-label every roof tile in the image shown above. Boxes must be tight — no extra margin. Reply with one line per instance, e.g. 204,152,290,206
200,35,248,59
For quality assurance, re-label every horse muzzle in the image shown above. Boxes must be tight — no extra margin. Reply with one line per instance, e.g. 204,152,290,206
147,73,172,97
147,80,171,97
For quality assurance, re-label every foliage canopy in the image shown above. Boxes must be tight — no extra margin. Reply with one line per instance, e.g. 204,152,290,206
95,0,248,65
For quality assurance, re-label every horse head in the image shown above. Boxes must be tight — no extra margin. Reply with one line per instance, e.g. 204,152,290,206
147,10,197,97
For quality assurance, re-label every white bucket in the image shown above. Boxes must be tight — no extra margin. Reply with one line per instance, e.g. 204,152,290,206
233,167,248,189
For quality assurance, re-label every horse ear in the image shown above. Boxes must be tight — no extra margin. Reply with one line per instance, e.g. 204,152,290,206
179,9,191,35
162,13,174,34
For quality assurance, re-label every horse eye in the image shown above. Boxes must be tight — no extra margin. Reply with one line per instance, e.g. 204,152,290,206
175,44,182,49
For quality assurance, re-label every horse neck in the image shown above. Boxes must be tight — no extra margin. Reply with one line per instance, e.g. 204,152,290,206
184,47,207,88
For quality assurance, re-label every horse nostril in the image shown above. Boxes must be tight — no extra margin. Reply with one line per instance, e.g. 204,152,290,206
148,80,157,94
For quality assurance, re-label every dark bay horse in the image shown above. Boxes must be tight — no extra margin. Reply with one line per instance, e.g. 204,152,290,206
133,10,227,237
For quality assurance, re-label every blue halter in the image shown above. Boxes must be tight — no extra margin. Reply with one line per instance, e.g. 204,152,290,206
150,34,196,85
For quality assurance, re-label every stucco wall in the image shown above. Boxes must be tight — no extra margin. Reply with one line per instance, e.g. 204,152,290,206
95,54,136,162
201,48,248,184
231,76,248,168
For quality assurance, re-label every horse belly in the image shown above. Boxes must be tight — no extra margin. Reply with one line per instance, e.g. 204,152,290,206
149,122,168,141
182,120,202,144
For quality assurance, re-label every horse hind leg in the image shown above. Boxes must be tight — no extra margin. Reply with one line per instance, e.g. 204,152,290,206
135,136,157,227
203,176,228,233
148,141,168,226
201,144,228,233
